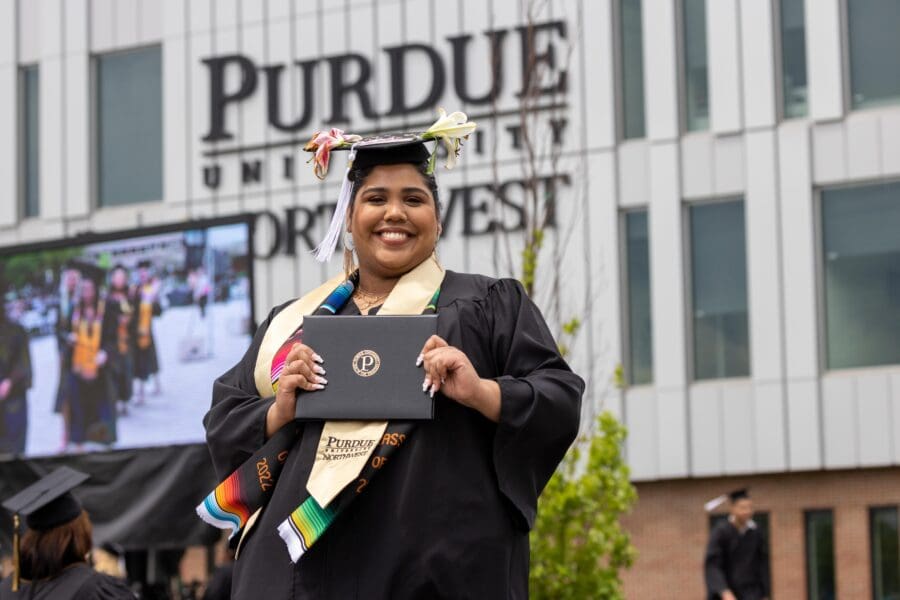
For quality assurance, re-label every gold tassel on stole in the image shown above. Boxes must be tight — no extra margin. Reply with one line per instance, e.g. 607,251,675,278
12,513,19,591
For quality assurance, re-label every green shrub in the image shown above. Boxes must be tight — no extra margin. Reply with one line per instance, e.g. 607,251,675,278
529,411,638,599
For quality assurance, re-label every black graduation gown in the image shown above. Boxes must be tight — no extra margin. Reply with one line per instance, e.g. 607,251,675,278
704,520,770,600
204,272,584,599
0,321,32,455
0,564,133,600
66,306,119,445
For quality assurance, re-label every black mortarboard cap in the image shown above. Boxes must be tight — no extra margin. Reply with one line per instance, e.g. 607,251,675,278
2,467,89,531
100,541,125,557
69,261,106,288
349,136,431,171
729,488,750,502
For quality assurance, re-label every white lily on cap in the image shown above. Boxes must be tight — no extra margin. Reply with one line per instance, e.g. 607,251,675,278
423,108,477,170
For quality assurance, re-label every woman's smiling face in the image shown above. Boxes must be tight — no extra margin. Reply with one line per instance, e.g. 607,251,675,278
348,163,440,280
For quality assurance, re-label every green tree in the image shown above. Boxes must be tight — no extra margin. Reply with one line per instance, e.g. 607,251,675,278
529,411,638,600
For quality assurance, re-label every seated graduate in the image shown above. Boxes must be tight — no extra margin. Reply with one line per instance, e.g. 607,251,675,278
0,467,134,599
199,111,585,599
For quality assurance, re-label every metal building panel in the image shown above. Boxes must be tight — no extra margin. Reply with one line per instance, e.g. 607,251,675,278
712,133,744,195
625,387,659,480
721,381,755,473
786,378,822,469
804,0,843,121
63,54,90,218
0,66,16,227
740,0,776,128
811,121,847,184
681,132,713,199
657,388,689,477
617,140,650,207
845,112,882,180
745,130,783,381
776,122,818,380
707,0,742,134
642,0,679,140
753,380,787,471
821,375,857,468
857,372,892,466
648,141,687,388
689,383,723,475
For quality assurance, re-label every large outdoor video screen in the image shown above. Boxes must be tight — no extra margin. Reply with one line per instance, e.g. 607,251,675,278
0,216,254,458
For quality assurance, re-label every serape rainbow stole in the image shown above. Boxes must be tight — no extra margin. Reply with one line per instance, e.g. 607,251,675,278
197,274,440,563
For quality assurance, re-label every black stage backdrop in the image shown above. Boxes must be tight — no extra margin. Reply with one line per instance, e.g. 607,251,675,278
0,444,219,552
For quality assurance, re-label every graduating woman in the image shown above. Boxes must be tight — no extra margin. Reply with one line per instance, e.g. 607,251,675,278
200,113,584,599
66,265,118,449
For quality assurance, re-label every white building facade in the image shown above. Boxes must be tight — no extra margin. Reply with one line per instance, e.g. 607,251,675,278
2,0,899,597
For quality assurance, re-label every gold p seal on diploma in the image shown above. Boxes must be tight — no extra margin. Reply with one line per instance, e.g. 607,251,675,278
352,350,381,377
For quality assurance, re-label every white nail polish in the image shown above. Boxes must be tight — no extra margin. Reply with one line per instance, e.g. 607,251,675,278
314,365,326,375
415,354,424,367
429,387,436,398
422,379,430,392
316,376,328,385
313,353,324,363
314,384,325,390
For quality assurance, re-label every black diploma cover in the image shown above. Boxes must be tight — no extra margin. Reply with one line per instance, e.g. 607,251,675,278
296,315,437,420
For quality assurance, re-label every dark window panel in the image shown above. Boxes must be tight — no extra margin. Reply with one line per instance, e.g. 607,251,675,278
690,200,750,380
625,210,653,384
96,46,163,207
821,182,900,370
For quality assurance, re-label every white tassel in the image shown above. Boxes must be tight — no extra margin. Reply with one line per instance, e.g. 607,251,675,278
313,146,358,262
704,494,728,513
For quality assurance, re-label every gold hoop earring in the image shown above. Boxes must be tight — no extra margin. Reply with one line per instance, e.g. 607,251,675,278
343,248,356,280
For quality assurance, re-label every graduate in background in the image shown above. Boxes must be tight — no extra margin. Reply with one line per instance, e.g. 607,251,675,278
105,266,134,417
67,264,118,449
55,265,81,449
704,489,770,600
132,261,161,404
0,272,32,456
0,467,133,599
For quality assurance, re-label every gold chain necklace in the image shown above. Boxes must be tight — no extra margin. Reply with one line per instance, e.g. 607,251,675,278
353,287,390,312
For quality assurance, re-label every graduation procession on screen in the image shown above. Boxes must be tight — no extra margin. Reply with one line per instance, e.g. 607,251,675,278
2,1,900,599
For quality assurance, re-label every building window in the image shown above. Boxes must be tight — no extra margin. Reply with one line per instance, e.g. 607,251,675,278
624,210,652,385
805,510,835,600
682,0,709,131
870,506,900,600
619,0,645,139
96,45,163,207
20,65,39,218
779,0,807,118
848,0,900,109
821,182,900,370
689,199,750,380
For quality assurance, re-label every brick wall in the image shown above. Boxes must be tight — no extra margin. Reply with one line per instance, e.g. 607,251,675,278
620,467,900,599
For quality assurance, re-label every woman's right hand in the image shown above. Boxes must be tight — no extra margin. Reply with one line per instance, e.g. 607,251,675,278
265,342,326,437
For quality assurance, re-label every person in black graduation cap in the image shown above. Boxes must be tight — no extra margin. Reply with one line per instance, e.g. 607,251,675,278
200,114,584,599
704,488,771,600
0,466,133,599
0,267,32,456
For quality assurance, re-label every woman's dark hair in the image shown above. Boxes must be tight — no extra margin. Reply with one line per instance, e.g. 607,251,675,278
348,161,442,220
20,510,93,580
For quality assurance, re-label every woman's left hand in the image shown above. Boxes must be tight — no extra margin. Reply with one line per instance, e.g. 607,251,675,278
418,335,500,422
